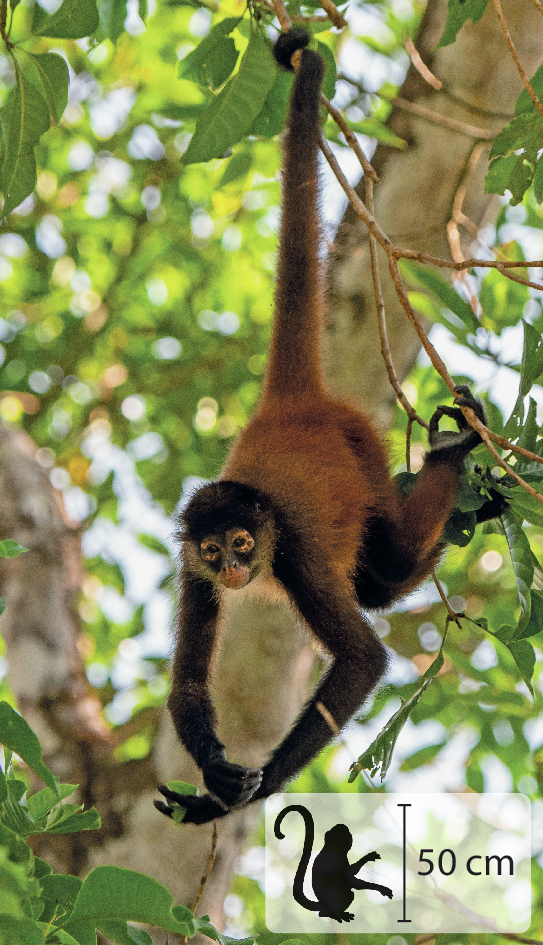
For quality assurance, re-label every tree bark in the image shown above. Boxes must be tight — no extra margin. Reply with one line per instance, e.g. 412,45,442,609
1,0,541,939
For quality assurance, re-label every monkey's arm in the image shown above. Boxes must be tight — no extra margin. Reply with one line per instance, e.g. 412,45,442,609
350,850,380,875
164,573,262,812
250,548,388,800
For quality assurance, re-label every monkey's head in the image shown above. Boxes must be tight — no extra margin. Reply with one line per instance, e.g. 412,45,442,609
179,481,276,590
324,823,352,853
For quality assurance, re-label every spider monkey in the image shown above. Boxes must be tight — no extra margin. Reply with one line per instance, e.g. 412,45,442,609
155,30,503,826
274,804,393,923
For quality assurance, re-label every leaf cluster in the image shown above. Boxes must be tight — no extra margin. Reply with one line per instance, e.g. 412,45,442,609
0,700,252,945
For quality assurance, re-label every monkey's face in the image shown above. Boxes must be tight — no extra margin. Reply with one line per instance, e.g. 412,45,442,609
199,527,256,589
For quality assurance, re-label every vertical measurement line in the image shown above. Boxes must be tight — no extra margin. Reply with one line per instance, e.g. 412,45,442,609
397,803,411,923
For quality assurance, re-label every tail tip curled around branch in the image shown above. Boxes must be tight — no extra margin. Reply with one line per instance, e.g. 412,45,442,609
273,28,311,71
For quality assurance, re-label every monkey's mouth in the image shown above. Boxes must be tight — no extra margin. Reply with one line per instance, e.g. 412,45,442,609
219,566,251,589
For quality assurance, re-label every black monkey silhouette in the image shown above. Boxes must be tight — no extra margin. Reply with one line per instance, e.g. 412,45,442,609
274,804,393,923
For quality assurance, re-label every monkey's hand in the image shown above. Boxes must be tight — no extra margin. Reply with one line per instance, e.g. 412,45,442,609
154,786,229,825
201,749,263,808
429,386,485,458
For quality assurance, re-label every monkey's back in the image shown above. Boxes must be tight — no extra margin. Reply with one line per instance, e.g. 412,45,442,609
222,392,396,578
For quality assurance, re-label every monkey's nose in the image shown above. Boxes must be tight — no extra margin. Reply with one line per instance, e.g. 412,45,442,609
219,565,250,589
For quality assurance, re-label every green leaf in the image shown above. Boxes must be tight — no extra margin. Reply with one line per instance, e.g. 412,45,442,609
47,930,89,945
0,916,44,945
66,866,194,936
98,920,153,945
0,540,27,558
516,65,543,114
515,589,543,640
508,487,543,528
46,807,101,834
517,397,538,452
98,0,128,43
441,506,476,547
32,0,99,37
502,508,533,633
0,67,50,215
163,779,198,825
485,152,534,205
316,40,336,102
534,154,543,203
503,638,536,695
438,0,489,47
41,872,83,918
194,916,255,945
182,31,276,165
177,18,241,89
349,677,433,781
402,261,480,333
55,920,96,945
27,783,77,821
29,53,70,122
520,319,543,397
219,148,252,187
0,702,59,794
489,113,543,160
248,67,292,138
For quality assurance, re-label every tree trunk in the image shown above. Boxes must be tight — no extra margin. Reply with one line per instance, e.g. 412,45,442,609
1,0,541,938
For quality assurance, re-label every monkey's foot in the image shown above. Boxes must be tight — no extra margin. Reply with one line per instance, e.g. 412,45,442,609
429,385,484,456
318,910,354,922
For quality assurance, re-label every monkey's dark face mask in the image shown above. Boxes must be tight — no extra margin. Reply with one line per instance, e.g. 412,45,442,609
200,527,255,589
178,480,277,590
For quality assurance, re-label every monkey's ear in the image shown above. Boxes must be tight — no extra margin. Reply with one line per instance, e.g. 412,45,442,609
274,28,310,71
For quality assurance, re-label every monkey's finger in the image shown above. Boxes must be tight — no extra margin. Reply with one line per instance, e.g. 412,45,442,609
154,799,174,818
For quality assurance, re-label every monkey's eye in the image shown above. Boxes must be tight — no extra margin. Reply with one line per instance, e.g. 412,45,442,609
232,531,255,552
201,542,220,560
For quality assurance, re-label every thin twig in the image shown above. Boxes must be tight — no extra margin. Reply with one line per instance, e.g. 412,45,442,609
271,0,292,33
180,821,219,945
364,175,428,428
257,0,328,21
395,96,495,139
495,264,543,292
404,34,442,90
447,142,486,314
388,255,456,390
322,94,379,182
493,0,543,120
526,0,543,13
319,0,346,29
432,569,463,627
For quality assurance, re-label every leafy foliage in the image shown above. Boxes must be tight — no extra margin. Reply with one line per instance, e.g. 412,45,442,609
486,65,543,205
0,702,246,945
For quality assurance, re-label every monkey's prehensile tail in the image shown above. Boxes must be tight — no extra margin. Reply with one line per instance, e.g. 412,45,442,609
274,804,320,912
264,30,326,399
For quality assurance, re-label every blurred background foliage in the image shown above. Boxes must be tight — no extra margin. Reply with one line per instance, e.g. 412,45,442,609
0,0,542,941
